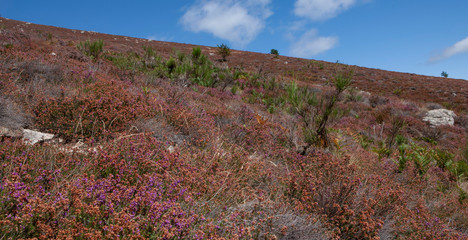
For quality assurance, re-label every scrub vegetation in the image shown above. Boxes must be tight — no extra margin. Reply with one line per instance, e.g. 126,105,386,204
0,18,467,239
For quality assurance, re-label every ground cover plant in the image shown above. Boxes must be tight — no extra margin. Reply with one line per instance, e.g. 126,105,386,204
0,18,467,239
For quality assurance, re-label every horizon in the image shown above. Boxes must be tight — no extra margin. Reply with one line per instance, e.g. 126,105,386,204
1,0,468,80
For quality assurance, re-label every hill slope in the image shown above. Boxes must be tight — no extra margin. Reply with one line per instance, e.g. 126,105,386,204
1,18,467,239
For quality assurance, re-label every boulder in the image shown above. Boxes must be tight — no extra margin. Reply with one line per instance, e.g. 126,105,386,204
22,129,54,145
423,109,456,126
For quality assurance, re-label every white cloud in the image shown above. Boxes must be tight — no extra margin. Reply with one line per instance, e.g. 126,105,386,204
290,29,338,58
180,0,272,47
294,0,358,21
430,36,468,62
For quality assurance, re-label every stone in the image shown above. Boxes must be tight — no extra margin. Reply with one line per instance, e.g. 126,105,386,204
423,109,456,126
22,129,54,145
167,145,175,153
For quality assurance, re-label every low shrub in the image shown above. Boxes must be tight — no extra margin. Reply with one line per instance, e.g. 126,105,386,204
369,95,389,108
34,80,154,141
286,153,387,239
17,61,63,83
0,97,29,128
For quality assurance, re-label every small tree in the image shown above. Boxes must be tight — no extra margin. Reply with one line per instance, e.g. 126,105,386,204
270,49,279,58
296,70,354,153
441,71,448,78
217,44,231,62
315,71,353,146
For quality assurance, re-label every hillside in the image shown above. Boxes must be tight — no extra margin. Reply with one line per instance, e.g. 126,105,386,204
1,18,468,239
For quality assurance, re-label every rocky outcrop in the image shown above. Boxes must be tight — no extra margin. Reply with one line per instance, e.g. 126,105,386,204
1,125,54,145
423,109,456,126
22,129,54,145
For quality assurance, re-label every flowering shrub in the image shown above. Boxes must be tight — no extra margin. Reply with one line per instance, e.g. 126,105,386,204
286,153,390,239
34,79,154,141
1,21,467,239
0,136,200,239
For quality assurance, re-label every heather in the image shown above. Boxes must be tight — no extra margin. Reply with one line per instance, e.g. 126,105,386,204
0,18,468,239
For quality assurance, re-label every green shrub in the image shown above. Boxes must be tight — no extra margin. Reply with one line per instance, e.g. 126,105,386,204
231,85,239,94
143,45,158,69
176,50,186,62
192,47,202,63
441,71,448,78
105,52,140,71
77,39,103,61
166,57,177,74
217,44,231,62
270,49,279,57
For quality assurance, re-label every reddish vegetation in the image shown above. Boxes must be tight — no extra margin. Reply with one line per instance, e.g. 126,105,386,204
1,18,467,239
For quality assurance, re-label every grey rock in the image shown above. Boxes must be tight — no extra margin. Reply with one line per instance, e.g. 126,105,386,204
423,109,456,126
22,129,54,145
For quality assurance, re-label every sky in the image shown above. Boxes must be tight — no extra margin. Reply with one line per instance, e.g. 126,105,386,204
2,0,468,80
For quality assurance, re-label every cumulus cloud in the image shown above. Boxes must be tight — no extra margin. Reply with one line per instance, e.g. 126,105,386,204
180,0,272,47
429,36,468,62
294,0,358,21
290,29,338,58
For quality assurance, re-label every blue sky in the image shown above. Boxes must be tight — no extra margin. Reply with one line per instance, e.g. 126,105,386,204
2,0,468,80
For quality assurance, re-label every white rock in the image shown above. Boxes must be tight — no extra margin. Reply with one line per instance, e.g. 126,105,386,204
51,52,56,56
423,109,456,126
22,129,54,145
167,145,175,153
